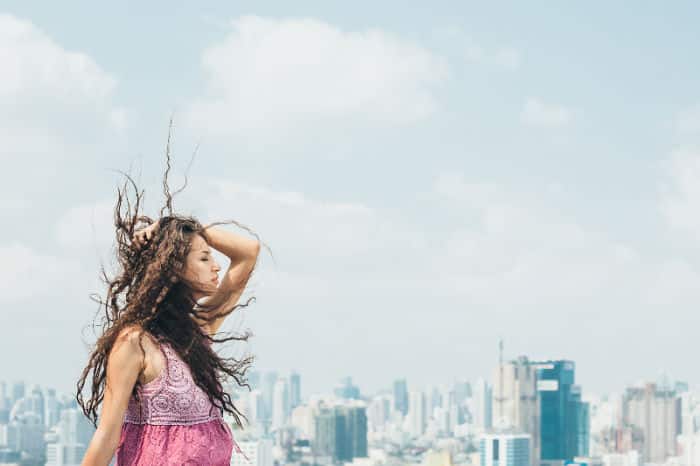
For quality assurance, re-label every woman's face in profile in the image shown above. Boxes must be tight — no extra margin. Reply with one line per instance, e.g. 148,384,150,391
184,234,221,297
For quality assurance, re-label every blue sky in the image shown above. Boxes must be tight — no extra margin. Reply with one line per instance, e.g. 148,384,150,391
2,1,700,400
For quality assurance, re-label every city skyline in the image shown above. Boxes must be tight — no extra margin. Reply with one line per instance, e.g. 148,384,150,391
2,352,696,465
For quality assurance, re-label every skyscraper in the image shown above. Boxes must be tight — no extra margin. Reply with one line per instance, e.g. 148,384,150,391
334,377,360,400
230,438,274,466
343,405,368,459
247,389,265,427
313,403,368,462
289,371,301,409
261,371,278,426
408,390,427,438
537,360,589,464
314,408,337,459
272,377,289,430
492,355,540,464
393,379,408,416
480,431,531,466
474,378,493,431
623,382,680,463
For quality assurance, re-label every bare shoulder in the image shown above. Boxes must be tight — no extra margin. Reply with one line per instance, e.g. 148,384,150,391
115,324,145,345
111,325,151,362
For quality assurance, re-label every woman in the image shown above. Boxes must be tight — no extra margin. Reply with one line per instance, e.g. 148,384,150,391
77,167,262,465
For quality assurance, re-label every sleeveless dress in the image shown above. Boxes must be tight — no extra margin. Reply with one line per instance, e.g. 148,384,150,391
115,338,246,465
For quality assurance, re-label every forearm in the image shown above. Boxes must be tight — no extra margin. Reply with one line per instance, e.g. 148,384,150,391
81,429,120,466
202,225,260,262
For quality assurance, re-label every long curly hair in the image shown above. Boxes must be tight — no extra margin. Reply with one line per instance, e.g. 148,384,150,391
76,135,266,430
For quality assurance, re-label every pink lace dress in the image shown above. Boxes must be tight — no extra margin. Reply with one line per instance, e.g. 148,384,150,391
115,339,245,465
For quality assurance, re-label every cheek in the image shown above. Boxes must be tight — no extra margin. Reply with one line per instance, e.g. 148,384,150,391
186,260,206,280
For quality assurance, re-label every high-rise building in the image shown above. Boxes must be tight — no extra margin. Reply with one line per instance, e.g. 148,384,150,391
46,443,86,466
44,388,60,429
454,379,471,406
537,360,589,464
230,438,274,466
272,378,289,430
314,408,336,459
27,386,44,427
261,371,278,426
247,370,261,390
408,390,427,438
0,449,20,465
343,405,368,459
677,432,700,466
426,385,441,411
7,411,44,461
247,389,265,427
0,382,7,410
333,377,360,400
289,372,301,409
290,405,314,440
473,378,493,431
479,431,531,466
440,387,458,435
492,356,540,464
393,379,408,416
313,403,367,462
367,395,391,431
10,382,24,407
680,391,696,436
57,408,94,446
623,382,680,464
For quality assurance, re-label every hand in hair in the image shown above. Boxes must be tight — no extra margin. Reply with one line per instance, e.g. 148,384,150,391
132,219,160,249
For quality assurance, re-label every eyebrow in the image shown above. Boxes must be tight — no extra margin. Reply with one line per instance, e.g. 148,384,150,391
200,250,211,254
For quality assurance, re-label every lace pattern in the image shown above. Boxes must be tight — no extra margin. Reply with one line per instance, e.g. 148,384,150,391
124,340,222,426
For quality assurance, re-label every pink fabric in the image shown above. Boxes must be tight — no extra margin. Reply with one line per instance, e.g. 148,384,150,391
117,420,234,465
115,339,246,465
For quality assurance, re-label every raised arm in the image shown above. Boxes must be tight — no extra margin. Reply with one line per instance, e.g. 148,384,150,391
198,225,260,335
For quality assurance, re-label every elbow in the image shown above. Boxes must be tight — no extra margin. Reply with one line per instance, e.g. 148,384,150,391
82,428,121,466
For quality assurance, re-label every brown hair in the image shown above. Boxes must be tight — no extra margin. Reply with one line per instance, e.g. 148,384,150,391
76,137,267,429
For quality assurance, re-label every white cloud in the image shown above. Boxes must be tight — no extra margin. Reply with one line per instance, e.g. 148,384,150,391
492,47,521,70
430,172,642,305
197,178,424,268
521,97,572,128
660,149,700,239
186,16,448,137
674,105,700,134
0,13,126,199
464,43,520,70
0,14,124,133
436,27,520,70
55,200,115,250
0,243,83,302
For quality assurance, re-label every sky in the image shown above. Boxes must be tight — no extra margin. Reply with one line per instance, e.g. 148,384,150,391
2,1,700,402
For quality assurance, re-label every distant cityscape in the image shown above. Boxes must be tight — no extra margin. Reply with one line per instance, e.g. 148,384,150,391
0,344,698,466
